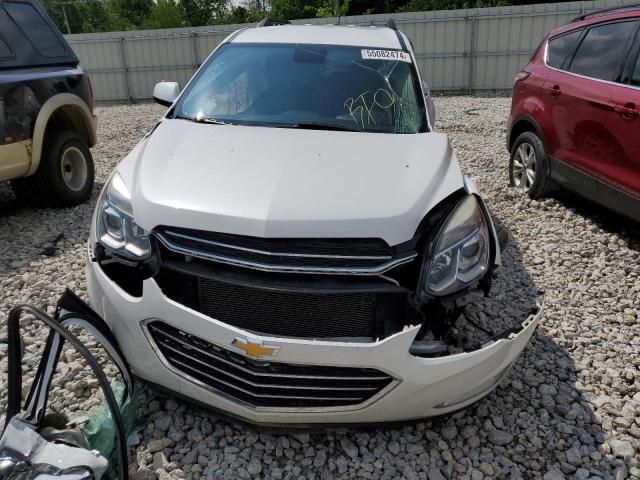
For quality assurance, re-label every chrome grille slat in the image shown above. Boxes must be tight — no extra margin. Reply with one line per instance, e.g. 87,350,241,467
160,342,379,392
163,230,392,260
147,321,395,408
169,357,365,403
151,326,390,381
154,227,416,275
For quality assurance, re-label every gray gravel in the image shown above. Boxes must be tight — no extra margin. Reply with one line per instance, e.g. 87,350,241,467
1,97,639,479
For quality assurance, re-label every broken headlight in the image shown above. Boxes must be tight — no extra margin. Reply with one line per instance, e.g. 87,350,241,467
420,195,489,296
96,172,151,259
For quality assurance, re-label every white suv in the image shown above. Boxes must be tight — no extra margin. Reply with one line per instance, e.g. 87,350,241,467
87,20,542,424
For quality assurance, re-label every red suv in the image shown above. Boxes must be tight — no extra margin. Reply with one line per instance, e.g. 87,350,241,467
507,5,640,222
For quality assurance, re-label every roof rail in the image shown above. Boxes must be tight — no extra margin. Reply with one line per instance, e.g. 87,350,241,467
256,17,290,27
387,18,398,30
571,3,640,22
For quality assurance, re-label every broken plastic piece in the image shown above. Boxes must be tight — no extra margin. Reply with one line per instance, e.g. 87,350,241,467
1,289,131,480
0,417,108,478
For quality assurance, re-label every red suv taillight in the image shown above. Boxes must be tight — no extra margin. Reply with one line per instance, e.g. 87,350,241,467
514,70,531,84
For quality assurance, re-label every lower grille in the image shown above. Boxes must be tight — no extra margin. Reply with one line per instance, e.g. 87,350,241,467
147,321,395,408
198,277,380,338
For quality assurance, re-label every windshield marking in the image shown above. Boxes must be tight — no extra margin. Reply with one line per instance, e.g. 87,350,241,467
175,43,427,134
344,88,396,129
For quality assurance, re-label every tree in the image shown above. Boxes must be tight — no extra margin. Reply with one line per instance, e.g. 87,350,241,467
74,0,112,32
40,0,568,34
346,0,404,15
143,0,188,28
400,0,511,12
41,0,113,33
224,0,267,24
179,0,228,26
316,0,349,17
108,0,154,28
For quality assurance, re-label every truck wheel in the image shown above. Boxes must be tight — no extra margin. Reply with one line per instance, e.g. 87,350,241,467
508,131,551,199
12,131,95,207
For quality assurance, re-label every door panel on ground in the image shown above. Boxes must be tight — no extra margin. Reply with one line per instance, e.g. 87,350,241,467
545,21,637,187
603,44,640,198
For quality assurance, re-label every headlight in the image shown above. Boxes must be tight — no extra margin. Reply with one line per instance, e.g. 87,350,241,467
420,195,490,296
96,172,151,259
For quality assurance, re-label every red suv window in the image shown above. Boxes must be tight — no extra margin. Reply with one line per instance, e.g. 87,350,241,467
568,21,637,81
629,52,640,86
547,29,582,69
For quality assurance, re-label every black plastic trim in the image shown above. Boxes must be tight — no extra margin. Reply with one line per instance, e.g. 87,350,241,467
548,156,640,222
257,17,290,27
571,3,640,23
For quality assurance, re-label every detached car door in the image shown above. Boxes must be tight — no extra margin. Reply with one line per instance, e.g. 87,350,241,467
555,20,638,183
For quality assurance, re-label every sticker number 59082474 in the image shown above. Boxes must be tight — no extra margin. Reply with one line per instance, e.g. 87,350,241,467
361,49,412,63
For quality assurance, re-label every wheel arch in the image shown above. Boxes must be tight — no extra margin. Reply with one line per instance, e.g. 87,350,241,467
28,93,97,176
508,115,546,153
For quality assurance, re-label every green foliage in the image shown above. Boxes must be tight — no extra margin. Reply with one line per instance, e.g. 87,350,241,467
316,0,348,18
40,0,563,34
41,0,115,33
400,0,528,11
346,0,404,15
143,0,188,28
108,0,153,27
179,0,228,26
225,1,265,25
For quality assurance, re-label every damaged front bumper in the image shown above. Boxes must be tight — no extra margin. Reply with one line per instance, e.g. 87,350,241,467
87,257,542,425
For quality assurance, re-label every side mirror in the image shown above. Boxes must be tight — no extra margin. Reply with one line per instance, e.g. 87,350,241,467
421,80,431,98
153,81,180,107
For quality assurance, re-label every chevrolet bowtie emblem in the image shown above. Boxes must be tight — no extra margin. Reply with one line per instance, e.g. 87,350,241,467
231,337,280,359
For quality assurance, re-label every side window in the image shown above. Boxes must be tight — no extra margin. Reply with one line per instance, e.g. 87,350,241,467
569,21,637,81
630,53,640,86
4,1,67,57
547,30,582,69
0,35,13,58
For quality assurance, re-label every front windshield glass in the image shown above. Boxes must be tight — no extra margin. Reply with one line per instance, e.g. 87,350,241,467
174,43,428,134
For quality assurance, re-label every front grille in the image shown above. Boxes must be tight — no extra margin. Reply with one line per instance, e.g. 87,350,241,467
147,321,395,408
154,226,416,274
199,277,381,338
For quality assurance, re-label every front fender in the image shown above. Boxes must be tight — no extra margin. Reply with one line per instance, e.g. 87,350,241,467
28,93,97,176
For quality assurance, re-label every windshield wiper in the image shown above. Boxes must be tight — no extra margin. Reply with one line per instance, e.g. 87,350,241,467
285,122,360,132
193,116,233,125
174,114,233,125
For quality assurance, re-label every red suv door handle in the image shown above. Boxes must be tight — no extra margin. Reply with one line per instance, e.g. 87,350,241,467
549,85,561,99
613,103,638,120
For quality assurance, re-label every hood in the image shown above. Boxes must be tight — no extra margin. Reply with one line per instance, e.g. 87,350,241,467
126,119,464,246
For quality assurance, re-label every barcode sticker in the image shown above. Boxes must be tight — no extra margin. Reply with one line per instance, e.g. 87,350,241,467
361,49,412,63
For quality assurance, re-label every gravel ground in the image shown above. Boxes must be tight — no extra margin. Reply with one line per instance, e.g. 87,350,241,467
1,97,639,479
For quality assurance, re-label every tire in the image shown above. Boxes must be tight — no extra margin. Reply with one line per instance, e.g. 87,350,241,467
508,131,551,199
12,131,95,208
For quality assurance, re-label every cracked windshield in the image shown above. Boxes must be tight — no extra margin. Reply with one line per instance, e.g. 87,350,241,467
175,43,427,133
